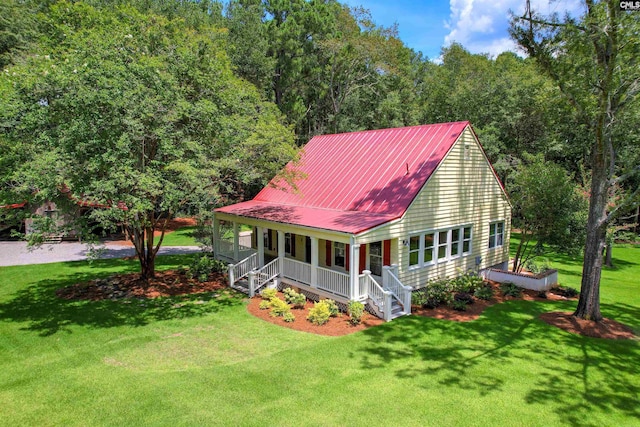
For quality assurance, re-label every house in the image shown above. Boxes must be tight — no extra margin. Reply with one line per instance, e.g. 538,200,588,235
213,121,511,320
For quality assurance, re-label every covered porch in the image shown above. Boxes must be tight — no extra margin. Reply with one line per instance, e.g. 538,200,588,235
212,214,411,321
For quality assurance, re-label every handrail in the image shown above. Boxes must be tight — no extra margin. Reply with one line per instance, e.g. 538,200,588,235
248,258,279,297
384,268,412,315
283,258,312,285
316,266,350,298
363,271,393,321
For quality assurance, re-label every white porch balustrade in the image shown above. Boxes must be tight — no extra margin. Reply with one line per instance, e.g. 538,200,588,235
282,258,312,285
316,266,350,298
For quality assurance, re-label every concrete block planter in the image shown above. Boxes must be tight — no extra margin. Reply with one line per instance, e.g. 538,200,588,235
484,268,559,291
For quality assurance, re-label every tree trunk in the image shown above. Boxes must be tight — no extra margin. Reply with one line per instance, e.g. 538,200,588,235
604,242,613,268
574,153,607,322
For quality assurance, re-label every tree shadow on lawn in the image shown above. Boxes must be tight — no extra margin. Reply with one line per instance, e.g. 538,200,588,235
0,255,245,337
355,300,640,424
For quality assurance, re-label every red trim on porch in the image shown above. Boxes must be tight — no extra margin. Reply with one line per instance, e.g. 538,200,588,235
383,240,391,266
325,240,332,266
345,244,350,272
359,244,366,274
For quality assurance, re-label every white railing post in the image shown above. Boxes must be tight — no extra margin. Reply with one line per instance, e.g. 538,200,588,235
382,265,391,288
228,263,235,287
277,230,285,274
233,221,240,261
383,290,392,322
349,243,360,300
310,236,318,289
391,264,399,277
257,226,264,267
248,270,256,298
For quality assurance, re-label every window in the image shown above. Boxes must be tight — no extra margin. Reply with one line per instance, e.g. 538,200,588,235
423,233,434,264
438,231,448,260
488,221,505,249
409,236,420,266
408,225,472,269
334,242,345,268
369,241,382,276
285,233,292,255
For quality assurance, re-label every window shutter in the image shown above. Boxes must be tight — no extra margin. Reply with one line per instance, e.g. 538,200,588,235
383,240,391,266
359,245,367,274
325,240,332,266
267,229,273,250
252,227,257,248
345,244,350,271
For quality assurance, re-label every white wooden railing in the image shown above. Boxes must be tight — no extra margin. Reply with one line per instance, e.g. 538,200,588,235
383,266,412,315
228,253,258,287
358,274,368,300
215,239,255,262
316,266,349,298
362,270,394,321
283,258,312,285
248,258,279,297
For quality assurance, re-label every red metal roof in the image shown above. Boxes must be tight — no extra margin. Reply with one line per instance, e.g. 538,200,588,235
216,121,470,234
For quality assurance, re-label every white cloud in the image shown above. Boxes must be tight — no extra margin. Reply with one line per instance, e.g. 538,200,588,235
444,0,585,57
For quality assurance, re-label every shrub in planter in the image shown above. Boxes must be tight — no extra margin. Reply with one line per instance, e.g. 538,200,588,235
269,297,291,318
307,301,332,325
500,282,522,297
474,285,494,301
260,288,277,300
283,287,306,308
283,312,296,323
348,300,365,325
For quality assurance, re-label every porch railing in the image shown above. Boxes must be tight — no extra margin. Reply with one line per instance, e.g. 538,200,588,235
228,253,258,287
216,239,255,262
316,266,349,298
283,258,312,285
248,258,279,297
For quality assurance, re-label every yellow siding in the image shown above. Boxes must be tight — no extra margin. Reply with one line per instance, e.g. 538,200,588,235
357,127,511,288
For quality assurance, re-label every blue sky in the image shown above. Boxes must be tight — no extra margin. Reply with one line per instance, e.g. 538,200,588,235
342,0,585,60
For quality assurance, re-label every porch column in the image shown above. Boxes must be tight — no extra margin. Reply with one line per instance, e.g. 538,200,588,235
277,230,285,273
212,214,220,255
350,243,360,300
233,221,240,261
310,236,318,288
256,226,265,267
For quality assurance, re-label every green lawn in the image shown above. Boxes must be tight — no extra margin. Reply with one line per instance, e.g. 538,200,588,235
160,226,199,246
0,246,638,426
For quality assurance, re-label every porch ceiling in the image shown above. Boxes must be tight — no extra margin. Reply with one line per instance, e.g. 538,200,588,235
215,200,398,234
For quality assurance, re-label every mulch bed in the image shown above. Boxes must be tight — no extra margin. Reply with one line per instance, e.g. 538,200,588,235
247,292,384,336
56,271,635,340
56,270,227,301
540,312,636,340
412,281,636,340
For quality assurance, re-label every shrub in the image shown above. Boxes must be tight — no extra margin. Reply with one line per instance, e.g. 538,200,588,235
422,279,452,308
525,259,551,274
454,292,474,305
269,297,291,318
450,271,484,293
348,300,365,325
188,254,224,282
283,287,306,308
260,288,277,300
259,300,271,310
307,301,332,325
500,282,522,297
553,286,579,298
411,289,427,306
451,299,469,311
324,299,339,317
283,312,296,323
474,285,494,300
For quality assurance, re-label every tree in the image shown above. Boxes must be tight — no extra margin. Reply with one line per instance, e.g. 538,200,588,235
0,1,297,279
508,156,587,273
510,1,640,320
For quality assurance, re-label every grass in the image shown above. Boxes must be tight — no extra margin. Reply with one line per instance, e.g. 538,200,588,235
0,246,638,426
160,226,199,246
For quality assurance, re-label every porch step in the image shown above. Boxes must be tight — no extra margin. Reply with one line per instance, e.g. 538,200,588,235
230,279,249,294
390,300,406,319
